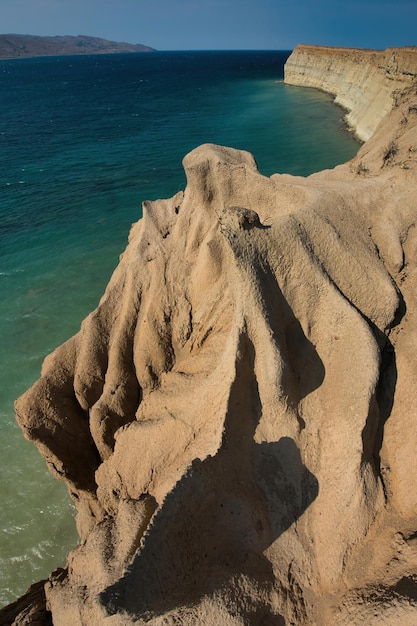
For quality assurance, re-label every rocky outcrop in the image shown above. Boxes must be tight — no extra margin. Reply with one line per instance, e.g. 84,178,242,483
284,44,417,141
2,48,417,625
0,34,154,59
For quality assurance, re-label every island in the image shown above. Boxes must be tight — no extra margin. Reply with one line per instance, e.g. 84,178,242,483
1,44,417,625
0,34,154,59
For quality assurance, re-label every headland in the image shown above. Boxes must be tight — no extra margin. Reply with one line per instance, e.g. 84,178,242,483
0,34,154,59
2,45,417,625
284,44,417,141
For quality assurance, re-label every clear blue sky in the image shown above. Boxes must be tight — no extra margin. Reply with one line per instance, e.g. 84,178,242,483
1,0,416,51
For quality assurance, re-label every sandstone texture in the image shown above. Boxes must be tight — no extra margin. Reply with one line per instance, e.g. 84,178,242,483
284,44,417,141
2,46,417,625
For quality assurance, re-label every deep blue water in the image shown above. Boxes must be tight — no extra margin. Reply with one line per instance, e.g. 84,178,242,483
0,50,359,606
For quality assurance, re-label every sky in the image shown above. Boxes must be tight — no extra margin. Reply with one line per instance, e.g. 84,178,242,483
1,0,416,51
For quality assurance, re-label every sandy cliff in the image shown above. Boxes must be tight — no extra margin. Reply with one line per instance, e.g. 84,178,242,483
284,44,417,141
2,46,417,625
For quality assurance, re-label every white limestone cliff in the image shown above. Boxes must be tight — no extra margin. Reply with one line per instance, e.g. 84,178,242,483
284,44,417,141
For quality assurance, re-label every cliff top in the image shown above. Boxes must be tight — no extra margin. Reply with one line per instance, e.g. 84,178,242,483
289,44,417,70
3,45,417,625
295,43,417,53
285,44,417,141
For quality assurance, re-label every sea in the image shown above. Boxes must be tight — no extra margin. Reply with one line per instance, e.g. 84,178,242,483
0,50,359,607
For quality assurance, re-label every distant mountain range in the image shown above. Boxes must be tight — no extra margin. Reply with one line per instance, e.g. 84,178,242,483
0,34,155,59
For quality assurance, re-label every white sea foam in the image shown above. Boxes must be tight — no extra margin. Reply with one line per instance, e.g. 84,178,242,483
2,525,26,536
30,547,45,560
0,269,24,275
8,554,30,564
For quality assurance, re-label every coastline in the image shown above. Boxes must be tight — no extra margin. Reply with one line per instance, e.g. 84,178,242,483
0,34,155,60
2,45,417,624
284,44,417,141
2,50,348,611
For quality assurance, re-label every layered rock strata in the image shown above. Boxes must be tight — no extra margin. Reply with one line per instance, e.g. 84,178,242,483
2,47,417,625
284,44,417,141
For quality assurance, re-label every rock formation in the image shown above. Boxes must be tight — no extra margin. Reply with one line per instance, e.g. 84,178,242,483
2,46,417,625
284,44,417,141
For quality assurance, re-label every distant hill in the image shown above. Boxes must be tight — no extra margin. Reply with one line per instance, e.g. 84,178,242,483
0,34,155,59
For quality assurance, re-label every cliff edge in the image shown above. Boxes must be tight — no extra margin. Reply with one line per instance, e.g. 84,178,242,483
284,44,417,141
2,47,417,625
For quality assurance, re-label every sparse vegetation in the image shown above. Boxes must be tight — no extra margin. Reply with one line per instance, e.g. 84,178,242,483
382,140,399,166
356,160,370,175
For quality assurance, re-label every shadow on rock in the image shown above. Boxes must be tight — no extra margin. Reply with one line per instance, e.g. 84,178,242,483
99,335,319,621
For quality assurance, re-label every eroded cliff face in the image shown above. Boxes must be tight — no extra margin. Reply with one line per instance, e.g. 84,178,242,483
2,49,417,626
284,44,417,142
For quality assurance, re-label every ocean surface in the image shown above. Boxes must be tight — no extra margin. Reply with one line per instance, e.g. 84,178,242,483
0,50,359,606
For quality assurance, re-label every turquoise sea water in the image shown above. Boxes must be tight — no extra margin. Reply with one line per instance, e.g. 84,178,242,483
0,50,359,606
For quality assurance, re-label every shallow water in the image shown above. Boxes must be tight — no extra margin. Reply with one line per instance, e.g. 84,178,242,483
0,50,359,606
